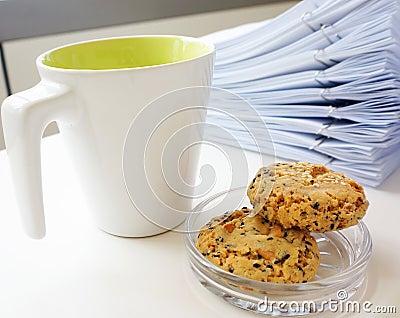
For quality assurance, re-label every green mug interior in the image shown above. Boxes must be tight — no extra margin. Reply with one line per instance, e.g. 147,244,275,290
41,36,213,70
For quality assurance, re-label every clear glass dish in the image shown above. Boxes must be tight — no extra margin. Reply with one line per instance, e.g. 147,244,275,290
184,187,372,317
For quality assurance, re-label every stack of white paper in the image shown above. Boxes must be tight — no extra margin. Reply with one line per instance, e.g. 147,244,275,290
202,0,400,187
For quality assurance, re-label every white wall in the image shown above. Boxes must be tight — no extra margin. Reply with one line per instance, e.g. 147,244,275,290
0,57,8,149
0,61,7,108
0,1,298,149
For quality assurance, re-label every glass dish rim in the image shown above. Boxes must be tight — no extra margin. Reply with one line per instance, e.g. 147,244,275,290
185,186,373,290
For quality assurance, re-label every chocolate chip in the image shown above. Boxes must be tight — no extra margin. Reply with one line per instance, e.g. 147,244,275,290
253,263,261,268
261,216,269,224
313,202,319,209
267,237,274,241
228,266,234,273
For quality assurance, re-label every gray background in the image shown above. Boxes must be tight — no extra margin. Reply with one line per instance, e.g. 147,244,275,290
0,0,280,41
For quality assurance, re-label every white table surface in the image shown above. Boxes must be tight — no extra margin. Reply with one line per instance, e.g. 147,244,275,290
0,134,399,318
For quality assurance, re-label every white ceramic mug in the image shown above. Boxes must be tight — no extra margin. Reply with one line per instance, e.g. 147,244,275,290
1,35,215,239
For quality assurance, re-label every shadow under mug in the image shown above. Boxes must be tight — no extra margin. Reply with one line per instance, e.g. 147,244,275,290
1,35,215,239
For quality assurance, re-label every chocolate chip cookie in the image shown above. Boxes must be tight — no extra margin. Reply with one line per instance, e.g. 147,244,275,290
196,208,320,284
247,162,369,232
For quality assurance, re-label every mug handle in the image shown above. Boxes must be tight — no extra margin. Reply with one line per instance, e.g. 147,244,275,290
1,81,76,239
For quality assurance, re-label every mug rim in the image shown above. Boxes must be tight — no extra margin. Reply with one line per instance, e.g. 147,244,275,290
36,35,215,73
